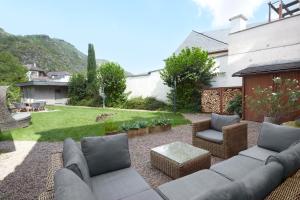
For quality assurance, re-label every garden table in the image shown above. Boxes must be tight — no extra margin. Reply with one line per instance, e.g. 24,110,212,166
150,141,211,179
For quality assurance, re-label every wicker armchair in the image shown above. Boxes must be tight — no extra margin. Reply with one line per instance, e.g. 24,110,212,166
192,119,248,159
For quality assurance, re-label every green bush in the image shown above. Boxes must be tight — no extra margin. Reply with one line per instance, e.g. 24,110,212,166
123,97,168,111
150,118,171,126
226,94,242,116
160,47,216,112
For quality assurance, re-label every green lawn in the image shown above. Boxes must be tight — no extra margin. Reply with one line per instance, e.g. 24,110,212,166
0,105,190,141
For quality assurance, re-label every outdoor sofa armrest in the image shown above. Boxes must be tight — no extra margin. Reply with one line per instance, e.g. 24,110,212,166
192,119,211,136
222,122,248,146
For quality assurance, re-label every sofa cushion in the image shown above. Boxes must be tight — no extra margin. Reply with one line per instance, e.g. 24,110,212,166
91,167,150,200
196,129,223,144
266,142,300,179
121,189,163,200
81,133,131,176
240,162,284,200
54,168,96,200
190,182,249,200
239,145,278,161
63,138,91,187
211,113,240,132
157,169,231,200
257,122,300,152
210,155,263,181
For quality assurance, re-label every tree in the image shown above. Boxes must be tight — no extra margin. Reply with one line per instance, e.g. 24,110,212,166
86,43,97,96
160,47,216,111
97,62,126,107
0,52,27,103
68,73,87,104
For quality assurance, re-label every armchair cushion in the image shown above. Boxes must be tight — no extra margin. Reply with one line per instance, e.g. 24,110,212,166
81,133,131,176
266,142,300,179
258,122,300,152
211,113,240,132
196,129,223,144
63,138,91,187
54,168,96,200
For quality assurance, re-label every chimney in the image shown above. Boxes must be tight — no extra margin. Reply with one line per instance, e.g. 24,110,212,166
229,14,248,33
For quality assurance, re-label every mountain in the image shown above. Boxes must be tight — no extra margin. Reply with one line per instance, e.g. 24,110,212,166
0,28,108,73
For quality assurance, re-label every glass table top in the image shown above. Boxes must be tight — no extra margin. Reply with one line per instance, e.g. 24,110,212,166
151,141,209,164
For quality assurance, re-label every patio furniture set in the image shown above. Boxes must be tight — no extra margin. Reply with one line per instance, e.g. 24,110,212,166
13,101,46,112
0,86,31,132
39,113,300,200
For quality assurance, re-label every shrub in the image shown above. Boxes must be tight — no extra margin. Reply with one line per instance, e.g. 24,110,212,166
226,94,242,116
150,118,171,126
138,121,148,128
123,97,168,111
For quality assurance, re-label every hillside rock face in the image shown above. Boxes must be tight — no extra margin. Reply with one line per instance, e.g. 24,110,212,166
0,28,96,72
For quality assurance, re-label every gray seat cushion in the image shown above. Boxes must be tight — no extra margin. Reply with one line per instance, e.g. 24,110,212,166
121,189,163,200
54,168,96,200
81,133,131,176
210,155,263,181
91,167,151,200
190,182,248,200
63,138,91,187
266,142,300,179
239,145,278,161
240,162,284,200
257,122,300,152
196,129,223,144
211,113,240,132
157,169,231,200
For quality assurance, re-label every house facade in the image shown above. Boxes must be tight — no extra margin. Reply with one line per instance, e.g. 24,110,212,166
17,65,71,105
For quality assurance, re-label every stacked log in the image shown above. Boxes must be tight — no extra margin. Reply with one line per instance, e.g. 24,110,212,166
201,89,221,113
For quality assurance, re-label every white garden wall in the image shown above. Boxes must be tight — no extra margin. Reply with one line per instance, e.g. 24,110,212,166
125,70,171,103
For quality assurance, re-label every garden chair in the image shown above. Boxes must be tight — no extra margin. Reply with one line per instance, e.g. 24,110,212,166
31,102,41,111
192,113,248,159
13,102,26,112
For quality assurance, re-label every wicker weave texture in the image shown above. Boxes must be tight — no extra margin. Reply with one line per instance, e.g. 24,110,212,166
150,148,211,179
192,120,248,159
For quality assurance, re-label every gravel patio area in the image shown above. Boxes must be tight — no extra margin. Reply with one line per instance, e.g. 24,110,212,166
0,114,261,200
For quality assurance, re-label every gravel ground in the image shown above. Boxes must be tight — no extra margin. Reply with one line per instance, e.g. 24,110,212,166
0,114,261,200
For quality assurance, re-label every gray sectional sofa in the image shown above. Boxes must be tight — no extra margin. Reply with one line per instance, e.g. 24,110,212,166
54,122,300,200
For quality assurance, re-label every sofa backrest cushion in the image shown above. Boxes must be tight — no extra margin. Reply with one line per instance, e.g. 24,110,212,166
266,142,300,179
190,182,249,200
54,168,96,200
240,162,284,200
257,122,300,152
211,113,240,132
63,138,91,187
81,133,131,176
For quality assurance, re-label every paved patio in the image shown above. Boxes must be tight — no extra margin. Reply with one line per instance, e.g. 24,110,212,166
0,114,261,200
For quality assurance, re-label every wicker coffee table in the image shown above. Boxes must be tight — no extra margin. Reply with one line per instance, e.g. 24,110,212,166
150,141,211,179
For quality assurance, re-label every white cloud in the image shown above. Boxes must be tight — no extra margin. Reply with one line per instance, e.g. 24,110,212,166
192,0,267,27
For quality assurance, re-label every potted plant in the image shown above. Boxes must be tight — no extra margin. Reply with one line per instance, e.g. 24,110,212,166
149,118,172,133
120,121,149,138
247,77,300,124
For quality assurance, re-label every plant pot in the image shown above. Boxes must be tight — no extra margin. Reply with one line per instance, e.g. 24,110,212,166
105,131,120,136
149,124,171,133
127,128,149,138
264,116,278,124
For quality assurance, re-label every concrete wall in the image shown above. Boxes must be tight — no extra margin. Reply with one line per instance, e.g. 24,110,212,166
125,70,171,102
228,14,300,85
21,86,68,105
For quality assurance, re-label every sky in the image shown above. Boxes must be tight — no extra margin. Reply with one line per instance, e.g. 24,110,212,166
0,0,271,74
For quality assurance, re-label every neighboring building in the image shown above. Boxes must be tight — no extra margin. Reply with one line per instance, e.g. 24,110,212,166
17,66,71,105
231,13,300,122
